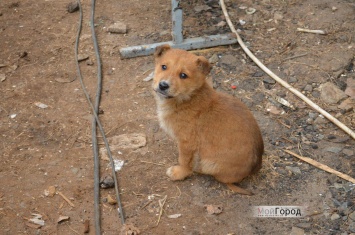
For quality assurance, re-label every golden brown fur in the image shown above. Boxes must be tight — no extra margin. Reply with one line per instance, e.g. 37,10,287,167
153,45,264,195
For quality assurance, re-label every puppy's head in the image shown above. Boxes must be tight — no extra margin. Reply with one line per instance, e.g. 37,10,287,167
153,45,211,102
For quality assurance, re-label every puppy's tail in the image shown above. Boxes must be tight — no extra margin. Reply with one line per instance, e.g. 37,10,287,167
226,183,253,196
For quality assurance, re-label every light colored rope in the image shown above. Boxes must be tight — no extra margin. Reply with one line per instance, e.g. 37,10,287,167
220,0,355,140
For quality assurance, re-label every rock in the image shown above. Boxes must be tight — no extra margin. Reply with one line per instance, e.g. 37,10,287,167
314,116,328,124
288,77,298,83
266,102,284,115
324,147,342,153
343,149,354,157
34,102,48,109
194,5,211,13
77,54,89,62
100,175,114,189
295,222,311,229
263,77,276,84
274,12,283,21
319,82,347,104
57,215,70,223
330,213,340,220
312,91,320,98
253,71,265,77
345,78,355,98
107,22,127,34
290,226,304,235
0,73,5,82
86,59,94,66
349,211,355,221
304,84,313,92
286,166,301,174
67,1,79,13
338,98,354,112
209,54,219,64
220,55,237,67
349,222,355,233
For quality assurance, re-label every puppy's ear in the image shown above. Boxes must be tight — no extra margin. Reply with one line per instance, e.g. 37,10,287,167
196,57,211,75
154,44,171,58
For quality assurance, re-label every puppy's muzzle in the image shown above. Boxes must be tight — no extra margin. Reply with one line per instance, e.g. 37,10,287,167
155,80,173,98
159,81,170,91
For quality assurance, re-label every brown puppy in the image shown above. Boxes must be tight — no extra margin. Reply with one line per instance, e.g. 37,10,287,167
152,45,264,195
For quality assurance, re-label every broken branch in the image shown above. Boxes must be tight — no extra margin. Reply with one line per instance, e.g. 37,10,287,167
284,150,355,183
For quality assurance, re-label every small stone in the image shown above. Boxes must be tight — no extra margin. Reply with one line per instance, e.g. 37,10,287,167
290,226,304,235
263,77,276,84
311,90,320,98
71,167,79,174
100,175,115,189
216,21,226,27
288,77,298,83
314,116,328,124
343,149,354,157
67,1,79,13
324,147,342,153
107,22,127,34
286,166,301,174
295,222,311,229
319,82,347,104
34,102,48,109
331,213,340,220
86,60,94,66
57,215,70,223
332,6,337,12
349,211,355,221
220,55,237,67
334,183,343,189
78,54,89,62
194,5,211,13
0,73,5,82
349,222,355,233
253,71,265,77
345,78,355,98
304,84,313,92
338,98,355,112
208,54,219,64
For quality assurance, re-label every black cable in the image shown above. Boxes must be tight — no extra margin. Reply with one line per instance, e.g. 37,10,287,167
74,0,125,233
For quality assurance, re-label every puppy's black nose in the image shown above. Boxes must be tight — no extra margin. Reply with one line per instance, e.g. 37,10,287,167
159,81,169,91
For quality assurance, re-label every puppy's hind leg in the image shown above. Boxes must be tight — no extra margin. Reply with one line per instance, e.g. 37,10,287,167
226,183,253,196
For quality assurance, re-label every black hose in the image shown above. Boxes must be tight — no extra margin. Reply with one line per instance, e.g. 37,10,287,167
74,0,125,233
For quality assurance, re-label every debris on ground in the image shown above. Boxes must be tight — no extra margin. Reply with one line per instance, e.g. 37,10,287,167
205,204,223,215
100,175,115,189
57,215,70,223
107,22,127,34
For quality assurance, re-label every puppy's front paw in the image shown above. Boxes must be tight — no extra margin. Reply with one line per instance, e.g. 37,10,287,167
166,166,192,181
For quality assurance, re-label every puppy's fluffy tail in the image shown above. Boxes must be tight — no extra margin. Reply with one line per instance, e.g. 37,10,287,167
226,183,254,196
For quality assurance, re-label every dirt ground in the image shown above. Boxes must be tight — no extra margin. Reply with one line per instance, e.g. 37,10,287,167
1,0,355,234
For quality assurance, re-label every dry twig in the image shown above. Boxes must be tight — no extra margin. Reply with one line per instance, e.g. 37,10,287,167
57,191,75,207
284,150,355,183
219,0,355,140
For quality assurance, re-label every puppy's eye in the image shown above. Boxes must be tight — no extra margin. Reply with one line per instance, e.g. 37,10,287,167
180,73,188,79
162,65,167,70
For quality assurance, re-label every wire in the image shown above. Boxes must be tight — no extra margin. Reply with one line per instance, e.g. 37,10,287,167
74,0,126,233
